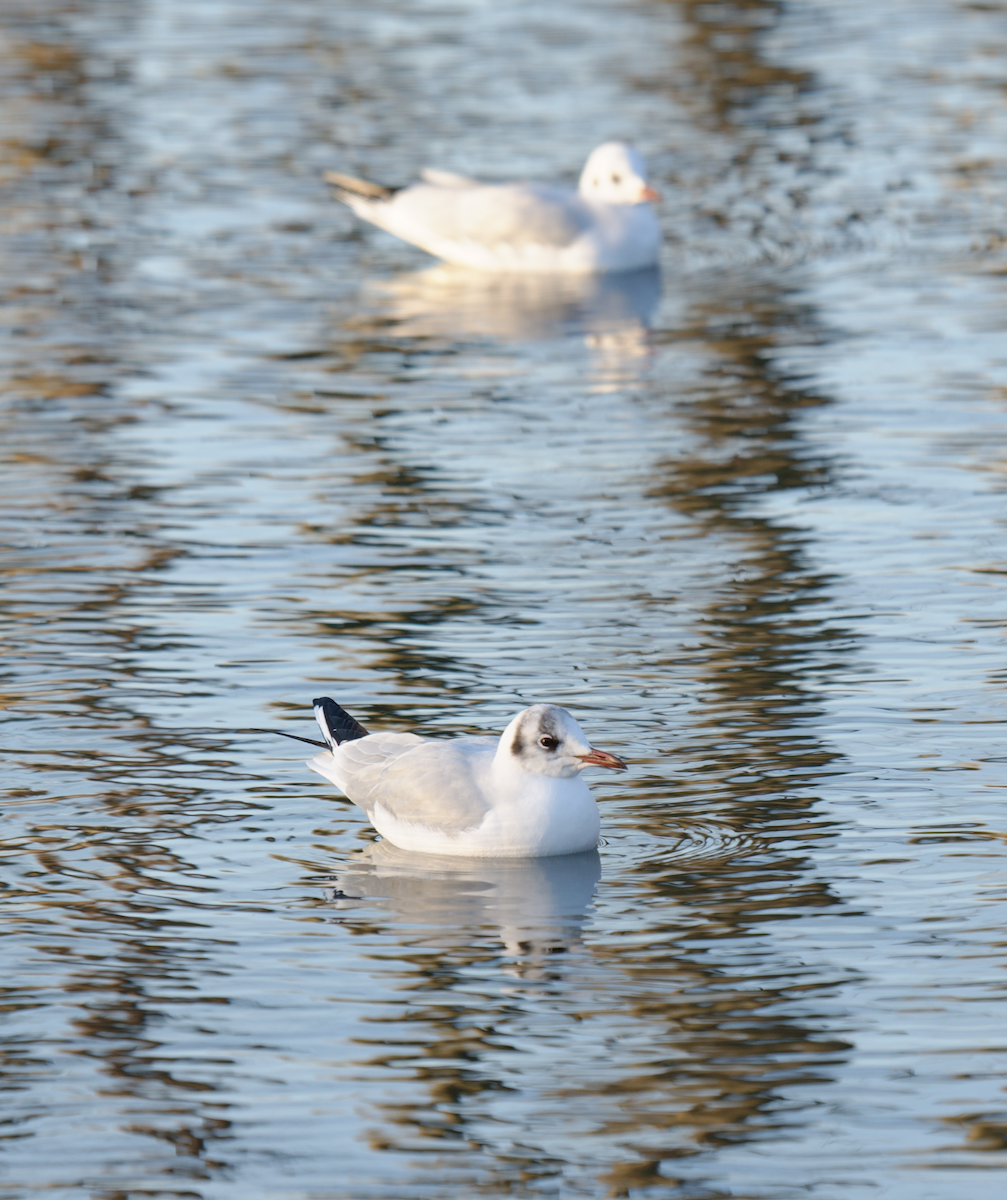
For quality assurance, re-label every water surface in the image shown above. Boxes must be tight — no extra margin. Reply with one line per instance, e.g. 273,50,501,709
3,1,1007,1196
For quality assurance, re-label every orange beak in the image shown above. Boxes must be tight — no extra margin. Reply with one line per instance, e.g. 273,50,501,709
640,184,661,203
576,747,628,772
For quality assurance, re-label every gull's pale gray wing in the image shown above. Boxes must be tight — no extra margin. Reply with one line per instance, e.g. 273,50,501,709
308,732,422,798
310,734,498,833
397,183,590,249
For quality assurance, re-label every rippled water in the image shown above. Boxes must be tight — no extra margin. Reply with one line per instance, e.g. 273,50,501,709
4,0,1007,1196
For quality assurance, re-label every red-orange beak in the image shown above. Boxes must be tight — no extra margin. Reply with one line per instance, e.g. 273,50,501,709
576,747,628,772
640,184,661,203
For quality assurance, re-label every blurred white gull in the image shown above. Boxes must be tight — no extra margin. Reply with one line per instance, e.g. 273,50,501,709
275,697,627,857
325,142,661,274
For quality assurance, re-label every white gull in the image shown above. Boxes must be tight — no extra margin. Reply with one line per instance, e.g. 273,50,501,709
279,697,626,858
325,142,661,275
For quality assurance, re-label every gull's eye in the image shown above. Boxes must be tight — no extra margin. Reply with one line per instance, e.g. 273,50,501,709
611,172,622,184
539,736,559,751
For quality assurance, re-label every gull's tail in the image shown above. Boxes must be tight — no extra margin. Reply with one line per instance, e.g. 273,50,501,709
313,696,370,748
323,170,396,204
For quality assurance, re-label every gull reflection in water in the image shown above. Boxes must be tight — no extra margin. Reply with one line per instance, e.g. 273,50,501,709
372,264,662,362
325,841,602,978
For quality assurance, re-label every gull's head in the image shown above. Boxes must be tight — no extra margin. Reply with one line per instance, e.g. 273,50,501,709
578,142,660,206
500,704,627,779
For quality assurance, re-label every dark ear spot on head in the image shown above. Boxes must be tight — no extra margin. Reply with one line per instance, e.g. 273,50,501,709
511,728,524,756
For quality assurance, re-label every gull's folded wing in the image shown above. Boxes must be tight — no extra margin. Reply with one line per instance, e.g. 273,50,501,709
310,735,498,832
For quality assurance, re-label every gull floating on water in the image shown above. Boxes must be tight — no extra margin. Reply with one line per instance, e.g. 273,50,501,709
267,697,626,857
325,142,661,274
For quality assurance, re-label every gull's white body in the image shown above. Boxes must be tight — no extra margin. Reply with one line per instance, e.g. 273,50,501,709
308,704,622,858
330,143,661,275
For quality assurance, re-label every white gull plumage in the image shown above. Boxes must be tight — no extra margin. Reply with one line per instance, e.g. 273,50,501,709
325,142,661,274
298,697,626,858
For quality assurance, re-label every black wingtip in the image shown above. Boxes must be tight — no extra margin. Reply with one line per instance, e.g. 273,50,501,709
322,170,397,201
312,696,370,747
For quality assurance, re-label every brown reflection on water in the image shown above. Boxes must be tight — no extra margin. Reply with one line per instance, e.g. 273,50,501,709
658,0,842,264
67,957,235,1180
0,0,125,377
671,0,814,133
561,265,849,1177
0,15,263,1167
655,282,840,799
649,0,843,824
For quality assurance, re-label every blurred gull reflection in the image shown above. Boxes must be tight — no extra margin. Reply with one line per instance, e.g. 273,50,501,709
370,263,662,346
325,841,602,970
